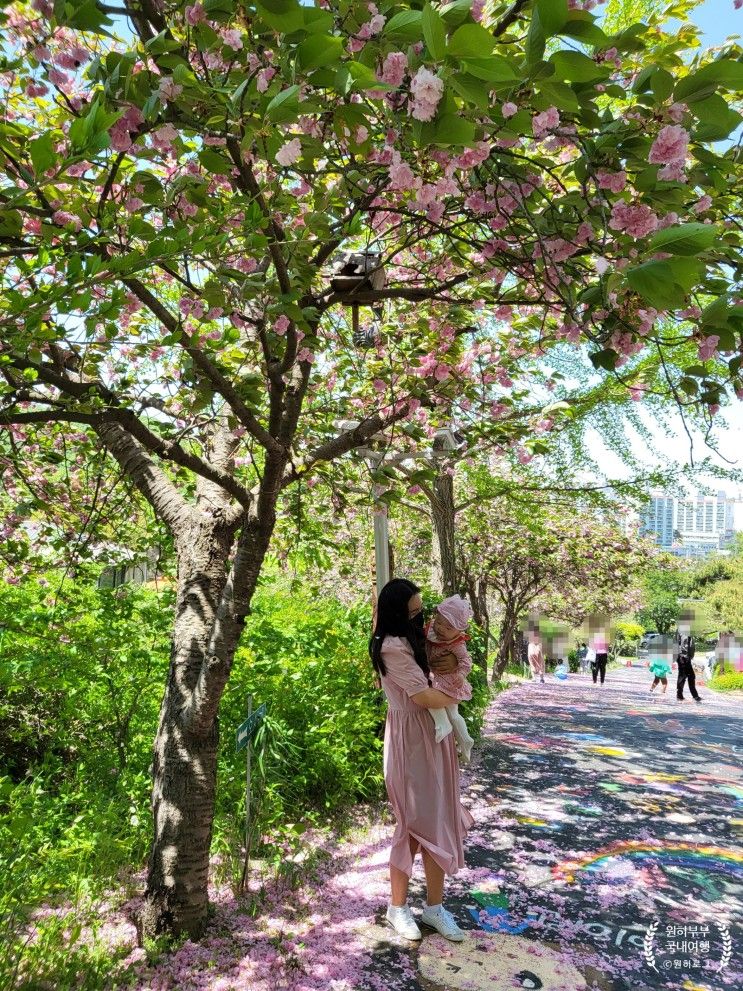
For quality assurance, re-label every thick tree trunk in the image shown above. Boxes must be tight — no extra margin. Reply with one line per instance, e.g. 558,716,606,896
140,519,234,939
492,605,518,681
431,472,458,596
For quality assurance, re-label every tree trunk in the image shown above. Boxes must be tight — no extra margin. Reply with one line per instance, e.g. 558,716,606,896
492,605,518,681
140,518,234,939
431,471,458,596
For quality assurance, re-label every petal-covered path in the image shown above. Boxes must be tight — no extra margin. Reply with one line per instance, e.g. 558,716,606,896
92,667,742,991
359,666,743,991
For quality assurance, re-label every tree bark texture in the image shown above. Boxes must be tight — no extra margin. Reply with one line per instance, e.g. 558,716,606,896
430,471,458,597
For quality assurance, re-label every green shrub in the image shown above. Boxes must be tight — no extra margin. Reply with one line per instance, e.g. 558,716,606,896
709,670,743,692
0,569,493,988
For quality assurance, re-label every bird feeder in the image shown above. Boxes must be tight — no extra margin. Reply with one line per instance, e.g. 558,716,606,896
330,249,386,346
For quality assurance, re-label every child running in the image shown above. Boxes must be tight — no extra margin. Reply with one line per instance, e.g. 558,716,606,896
649,635,674,696
425,595,475,763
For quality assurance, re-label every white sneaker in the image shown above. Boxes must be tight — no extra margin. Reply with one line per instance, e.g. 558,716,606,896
420,905,465,941
385,904,421,940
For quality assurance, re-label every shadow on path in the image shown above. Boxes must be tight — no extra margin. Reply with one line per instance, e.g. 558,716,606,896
363,667,743,991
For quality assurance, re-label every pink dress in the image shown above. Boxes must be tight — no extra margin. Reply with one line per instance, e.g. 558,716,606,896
426,631,473,702
380,636,473,878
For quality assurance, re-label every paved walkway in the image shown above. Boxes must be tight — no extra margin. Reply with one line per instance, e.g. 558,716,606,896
361,667,743,991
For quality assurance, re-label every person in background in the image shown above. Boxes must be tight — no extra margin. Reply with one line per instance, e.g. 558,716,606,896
527,629,545,684
649,635,674,696
676,613,701,704
591,629,609,686
577,641,589,674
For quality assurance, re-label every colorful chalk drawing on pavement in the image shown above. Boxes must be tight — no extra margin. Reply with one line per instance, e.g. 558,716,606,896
553,841,743,884
362,667,743,991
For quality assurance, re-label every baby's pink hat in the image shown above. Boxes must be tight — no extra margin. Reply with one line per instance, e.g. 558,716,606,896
437,595,472,631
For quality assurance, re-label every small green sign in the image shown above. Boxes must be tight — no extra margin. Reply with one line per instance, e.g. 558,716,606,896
236,703,266,753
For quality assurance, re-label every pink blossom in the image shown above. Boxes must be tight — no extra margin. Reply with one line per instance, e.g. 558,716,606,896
502,101,518,118
697,335,719,361
276,138,302,167
609,201,659,238
274,315,290,335
379,51,407,88
668,101,688,122
297,347,314,363
410,67,443,122
736,0,742,9
52,210,82,231
185,3,205,24
26,82,48,97
692,194,712,214
47,67,71,89
388,156,415,190
629,384,648,401
596,169,627,193
256,67,276,92
235,257,257,274
472,0,486,20
517,448,534,464
221,28,243,51
358,14,385,39
355,125,368,144
532,107,560,138
649,124,689,178
158,77,183,103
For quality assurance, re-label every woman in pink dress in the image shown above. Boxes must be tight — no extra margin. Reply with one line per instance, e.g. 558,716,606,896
370,578,473,943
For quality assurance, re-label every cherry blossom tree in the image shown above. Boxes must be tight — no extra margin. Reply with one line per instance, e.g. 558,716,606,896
1,0,742,937
457,496,649,677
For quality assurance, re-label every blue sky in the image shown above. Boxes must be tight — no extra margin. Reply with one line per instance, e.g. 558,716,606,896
692,0,742,47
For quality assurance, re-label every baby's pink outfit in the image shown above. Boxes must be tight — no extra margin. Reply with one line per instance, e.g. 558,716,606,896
426,628,473,701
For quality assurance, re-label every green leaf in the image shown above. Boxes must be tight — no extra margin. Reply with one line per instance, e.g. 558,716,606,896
433,114,476,146
460,56,517,83
422,3,447,61
255,0,304,33
448,22,495,58
297,34,344,70
590,348,618,371
29,132,56,175
626,258,703,309
198,148,232,175
0,210,22,237
537,80,580,113
536,0,568,35
439,0,472,26
559,17,608,46
450,73,490,108
550,50,606,82
526,8,546,67
264,85,299,122
651,68,674,103
674,59,743,103
647,223,717,256
691,95,743,141
63,0,114,36
384,10,422,42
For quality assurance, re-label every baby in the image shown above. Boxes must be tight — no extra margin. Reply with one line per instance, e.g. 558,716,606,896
425,595,475,763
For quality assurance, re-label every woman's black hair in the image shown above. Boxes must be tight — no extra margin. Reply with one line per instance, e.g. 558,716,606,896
369,578,430,681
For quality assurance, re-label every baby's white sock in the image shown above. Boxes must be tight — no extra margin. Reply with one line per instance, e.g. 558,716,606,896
429,707,453,743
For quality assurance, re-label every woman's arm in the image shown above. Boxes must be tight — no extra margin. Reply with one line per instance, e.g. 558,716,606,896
410,687,458,708
428,650,458,675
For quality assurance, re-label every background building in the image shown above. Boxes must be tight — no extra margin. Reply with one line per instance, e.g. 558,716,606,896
639,490,737,558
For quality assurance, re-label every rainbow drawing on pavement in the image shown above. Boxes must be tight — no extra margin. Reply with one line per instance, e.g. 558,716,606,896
553,841,743,884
